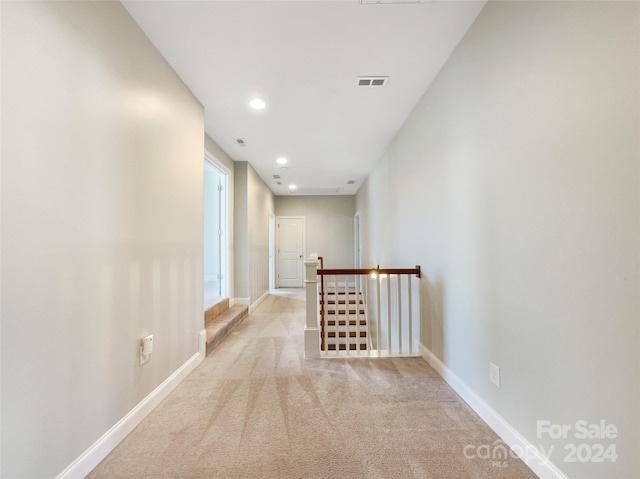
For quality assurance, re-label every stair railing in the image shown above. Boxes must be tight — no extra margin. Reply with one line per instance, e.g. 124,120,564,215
319,256,325,351
304,257,421,358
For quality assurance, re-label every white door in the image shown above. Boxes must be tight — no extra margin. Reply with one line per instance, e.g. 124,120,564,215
277,217,305,288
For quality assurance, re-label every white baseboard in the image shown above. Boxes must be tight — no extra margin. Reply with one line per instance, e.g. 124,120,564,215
231,297,249,307
419,343,568,479
249,291,269,313
56,351,204,479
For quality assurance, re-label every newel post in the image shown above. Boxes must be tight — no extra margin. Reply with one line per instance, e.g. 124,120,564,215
304,258,321,358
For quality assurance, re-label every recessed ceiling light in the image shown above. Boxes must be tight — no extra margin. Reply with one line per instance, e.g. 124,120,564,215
276,157,287,165
288,184,297,190
249,98,266,110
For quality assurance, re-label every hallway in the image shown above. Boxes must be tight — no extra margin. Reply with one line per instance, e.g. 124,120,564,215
88,289,535,478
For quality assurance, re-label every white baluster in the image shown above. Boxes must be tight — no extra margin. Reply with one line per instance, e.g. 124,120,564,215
365,273,371,353
387,274,392,354
398,274,403,355
376,272,381,356
408,275,413,355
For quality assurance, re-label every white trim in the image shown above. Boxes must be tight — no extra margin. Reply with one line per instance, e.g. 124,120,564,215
249,291,269,314
231,297,249,307
56,352,203,479
204,149,231,177
204,151,230,299
418,343,568,479
269,213,276,292
321,351,420,359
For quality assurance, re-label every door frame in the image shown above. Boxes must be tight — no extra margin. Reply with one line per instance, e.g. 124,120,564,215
275,215,306,288
204,151,231,298
269,213,275,292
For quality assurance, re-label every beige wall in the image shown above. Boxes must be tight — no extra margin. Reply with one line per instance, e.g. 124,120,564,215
234,162,274,305
275,195,356,268
357,2,639,477
247,165,274,304
1,2,204,477
205,134,235,173
234,163,249,298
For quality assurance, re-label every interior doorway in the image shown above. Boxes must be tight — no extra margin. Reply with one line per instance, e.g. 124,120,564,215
269,214,275,292
204,158,228,309
276,216,305,288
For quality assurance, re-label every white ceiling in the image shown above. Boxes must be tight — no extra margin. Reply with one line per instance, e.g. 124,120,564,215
123,0,485,196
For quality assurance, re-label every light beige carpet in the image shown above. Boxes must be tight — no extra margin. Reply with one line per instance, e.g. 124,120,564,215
88,289,537,479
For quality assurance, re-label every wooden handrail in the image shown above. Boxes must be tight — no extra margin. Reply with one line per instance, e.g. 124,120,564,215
318,265,421,278
318,256,325,350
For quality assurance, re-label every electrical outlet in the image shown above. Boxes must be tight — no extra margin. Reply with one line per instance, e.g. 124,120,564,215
139,335,153,366
490,362,500,388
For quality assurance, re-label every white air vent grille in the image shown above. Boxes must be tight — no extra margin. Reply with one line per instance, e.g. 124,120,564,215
347,180,356,185
236,138,246,147
357,76,388,87
272,174,281,179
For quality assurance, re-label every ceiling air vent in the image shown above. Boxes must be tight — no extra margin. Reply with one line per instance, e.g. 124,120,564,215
347,180,356,185
272,174,281,179
236,138,246,147
357,76,388,87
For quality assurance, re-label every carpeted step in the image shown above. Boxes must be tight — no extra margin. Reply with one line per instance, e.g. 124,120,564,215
320,290,369,353
326,309,366,315
325,300,363,305
204,298,230,324
326,319,367,326
327,331,367,338
327,343,368,351
205,305,248,355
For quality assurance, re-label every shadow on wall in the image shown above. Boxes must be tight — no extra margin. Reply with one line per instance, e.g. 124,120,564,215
421,276,445,360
